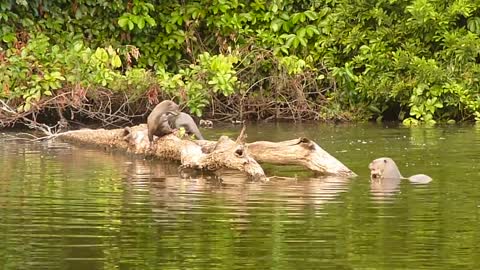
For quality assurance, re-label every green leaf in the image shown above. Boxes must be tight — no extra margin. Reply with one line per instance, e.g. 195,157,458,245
299,13,306,22
145,3,155,11
94,48,109,63
131,15,139,25
137,17,145,29
298,37,307,47
33,91,41,101
271,4,278,13
304,10,317,20
368,105,382,114
467,17,480,34
111,55,122,68
297,27,306,38
292,13,301,24
306,25,320,36
50,71,64,80
23,103,31,112
292,37,299,48
145,16,156,26
48,82,57,90
271,18,283,32
73,41,83,52
2,33,16,43
118,17,129,28
280,13,290,20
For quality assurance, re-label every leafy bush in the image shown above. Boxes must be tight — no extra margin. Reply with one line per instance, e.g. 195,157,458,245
1,0,480,124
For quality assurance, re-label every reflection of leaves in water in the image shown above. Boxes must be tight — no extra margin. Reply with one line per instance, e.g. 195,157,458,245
409,127,442,146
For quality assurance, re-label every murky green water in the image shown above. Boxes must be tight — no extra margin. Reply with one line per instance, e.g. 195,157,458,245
1,123,479,269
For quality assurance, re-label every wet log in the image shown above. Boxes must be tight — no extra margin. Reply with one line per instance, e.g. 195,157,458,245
57,124,356,179
58,124,267,180
248,138,355,177
196,137,356,177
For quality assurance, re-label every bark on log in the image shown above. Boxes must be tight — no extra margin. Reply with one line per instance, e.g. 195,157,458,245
248,138,355,177
58,124,267,180
196,137,356,177
57,124,356,179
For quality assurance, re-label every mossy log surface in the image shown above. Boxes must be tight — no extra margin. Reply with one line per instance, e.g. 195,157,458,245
58,124,356,179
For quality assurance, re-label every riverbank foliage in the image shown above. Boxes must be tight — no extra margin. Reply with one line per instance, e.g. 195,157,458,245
1,0,480,127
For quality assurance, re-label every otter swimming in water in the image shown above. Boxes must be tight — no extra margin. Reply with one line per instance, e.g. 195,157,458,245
167,112,204,140
147,100,180,145
369,157,432,184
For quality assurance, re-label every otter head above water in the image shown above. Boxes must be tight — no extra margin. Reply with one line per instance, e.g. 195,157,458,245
368,157,432,183
368,157,402,180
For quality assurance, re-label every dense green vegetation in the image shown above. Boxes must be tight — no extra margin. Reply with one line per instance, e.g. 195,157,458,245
1,0,480,126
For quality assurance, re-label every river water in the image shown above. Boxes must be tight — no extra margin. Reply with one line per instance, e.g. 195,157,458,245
0,123,479,269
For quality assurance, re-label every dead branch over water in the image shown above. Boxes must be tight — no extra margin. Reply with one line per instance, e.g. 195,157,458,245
0,87,153,131
1,69,348,133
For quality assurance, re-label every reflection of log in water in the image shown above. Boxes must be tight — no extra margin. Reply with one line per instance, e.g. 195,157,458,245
107,153,354,229
1,136,355,234
67,151,353,216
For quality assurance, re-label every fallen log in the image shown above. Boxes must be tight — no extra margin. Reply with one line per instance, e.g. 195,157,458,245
248,138,356,177
196,137,356,177
57,124,356,179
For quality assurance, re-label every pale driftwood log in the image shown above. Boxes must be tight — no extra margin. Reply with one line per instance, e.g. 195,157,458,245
58,124,267,180
248,138,356,177
196,137,356,177
58,124,356,178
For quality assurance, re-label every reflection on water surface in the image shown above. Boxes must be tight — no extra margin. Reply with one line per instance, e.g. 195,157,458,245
0,123,479,269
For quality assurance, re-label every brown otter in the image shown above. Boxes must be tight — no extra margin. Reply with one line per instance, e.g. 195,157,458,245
167,112,204,140
147,100,180,145
369,157,432,183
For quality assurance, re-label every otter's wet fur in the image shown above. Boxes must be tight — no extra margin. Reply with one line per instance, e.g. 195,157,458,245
167,112,204,140
147,100,180,143
369,157,432,184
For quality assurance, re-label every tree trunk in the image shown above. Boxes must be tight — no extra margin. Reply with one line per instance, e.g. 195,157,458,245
57,124,356,179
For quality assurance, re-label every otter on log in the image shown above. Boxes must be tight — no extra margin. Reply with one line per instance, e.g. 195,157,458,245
369,157,432,184
167,112,204,140
147,100,180,145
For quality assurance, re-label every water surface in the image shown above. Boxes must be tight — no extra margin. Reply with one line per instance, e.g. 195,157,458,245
0,123,479,269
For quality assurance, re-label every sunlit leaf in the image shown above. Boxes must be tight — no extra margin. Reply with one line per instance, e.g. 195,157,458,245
111,55,122,68
271,4,278,13
271,18,283,32
137,17,145,29
145,16,156,26
118,17,129,28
